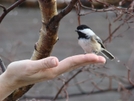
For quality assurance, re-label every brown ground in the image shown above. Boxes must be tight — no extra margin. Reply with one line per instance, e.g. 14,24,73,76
0,5,134,101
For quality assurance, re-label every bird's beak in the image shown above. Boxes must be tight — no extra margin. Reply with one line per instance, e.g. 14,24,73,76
75,30,78,32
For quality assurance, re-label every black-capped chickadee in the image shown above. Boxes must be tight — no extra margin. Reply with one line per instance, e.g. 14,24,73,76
75,25,115,60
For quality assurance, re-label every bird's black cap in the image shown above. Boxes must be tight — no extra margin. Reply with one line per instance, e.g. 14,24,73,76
75,25,91,39
77,25,90,30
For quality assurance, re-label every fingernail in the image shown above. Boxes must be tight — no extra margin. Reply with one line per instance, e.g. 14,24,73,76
51,58,57,66
99,56,106,64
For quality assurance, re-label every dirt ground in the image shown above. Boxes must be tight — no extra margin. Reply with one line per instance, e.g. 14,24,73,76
0,5,134,101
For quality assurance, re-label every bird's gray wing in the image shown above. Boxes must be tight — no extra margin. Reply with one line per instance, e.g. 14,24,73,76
95,36,105,49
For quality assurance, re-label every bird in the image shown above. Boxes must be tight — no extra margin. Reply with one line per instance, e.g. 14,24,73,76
75,24,115,60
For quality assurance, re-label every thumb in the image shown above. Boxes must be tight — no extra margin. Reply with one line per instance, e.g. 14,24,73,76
31,57,59,70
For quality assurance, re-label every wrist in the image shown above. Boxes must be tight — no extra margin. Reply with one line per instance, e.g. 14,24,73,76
0,72,17,100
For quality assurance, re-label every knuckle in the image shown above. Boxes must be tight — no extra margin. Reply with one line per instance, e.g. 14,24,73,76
42,59,51,69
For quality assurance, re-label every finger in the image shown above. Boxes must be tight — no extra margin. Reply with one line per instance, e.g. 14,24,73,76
28,54,105,81
53,54,106,75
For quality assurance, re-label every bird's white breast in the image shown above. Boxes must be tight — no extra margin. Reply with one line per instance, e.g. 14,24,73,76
78,38,93,53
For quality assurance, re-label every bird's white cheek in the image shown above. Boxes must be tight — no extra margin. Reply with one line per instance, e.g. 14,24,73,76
79,29,95,36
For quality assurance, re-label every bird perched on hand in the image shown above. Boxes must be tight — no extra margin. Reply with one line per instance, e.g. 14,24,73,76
75,24,115,60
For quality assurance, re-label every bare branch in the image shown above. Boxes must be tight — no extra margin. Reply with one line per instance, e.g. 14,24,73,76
93,0,110,7
103,18,128,43
75,1,81,25
126,64,134,86
0,0,26,23
53,67,84,100
0,4,6,12
22,85,134,100
0,57,6,72
47,0,78,31
91,81,104,91
56,0,78,20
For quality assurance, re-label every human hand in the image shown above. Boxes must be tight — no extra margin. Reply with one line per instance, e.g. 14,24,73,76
1,54,105,88
0,54,105,100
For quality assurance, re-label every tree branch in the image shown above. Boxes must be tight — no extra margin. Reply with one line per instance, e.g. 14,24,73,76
22,85,134,100
0,57,6,72
0,0,26,23
53,67,83,100
47,0,78,32
103,14,133,43
0,4,7,12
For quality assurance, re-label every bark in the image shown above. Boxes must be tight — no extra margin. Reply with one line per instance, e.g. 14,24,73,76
31,0,58,60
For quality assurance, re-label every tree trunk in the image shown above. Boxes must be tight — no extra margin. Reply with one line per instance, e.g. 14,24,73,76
3,0,59,100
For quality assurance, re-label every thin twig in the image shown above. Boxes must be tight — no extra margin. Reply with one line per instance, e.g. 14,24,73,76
107,17,112,42
126,65,134,86
53,67,84,100
75,1,81,25
104,13,133,43
0,0,26,23
91,81,104,91
22,85,134,100
93,0,110,7
113,13,123,22
0,57,6,72
77,1,134,16
0,4,7,12
71,72,85,93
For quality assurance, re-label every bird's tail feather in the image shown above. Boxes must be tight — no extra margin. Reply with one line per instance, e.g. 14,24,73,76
100,49,115,60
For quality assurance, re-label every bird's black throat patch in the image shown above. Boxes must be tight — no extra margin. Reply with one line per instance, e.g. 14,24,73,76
77,31,90,39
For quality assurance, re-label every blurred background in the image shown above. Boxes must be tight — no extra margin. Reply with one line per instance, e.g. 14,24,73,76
0,0,134,101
